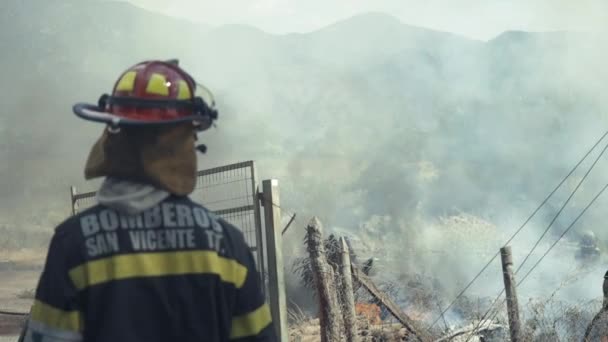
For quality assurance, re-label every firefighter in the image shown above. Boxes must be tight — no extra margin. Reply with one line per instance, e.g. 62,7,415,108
576,230,601,264
19,60,276,342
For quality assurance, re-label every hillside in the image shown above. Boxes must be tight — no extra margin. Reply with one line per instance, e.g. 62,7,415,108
2,1,608,320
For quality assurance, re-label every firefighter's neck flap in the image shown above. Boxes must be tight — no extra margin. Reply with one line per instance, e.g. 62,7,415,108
84,123,198,195
73,59,218,195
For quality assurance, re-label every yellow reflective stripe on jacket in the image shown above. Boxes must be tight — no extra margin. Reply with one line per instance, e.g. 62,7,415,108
230,304,272,339
69,250,248,290
29,300,82,332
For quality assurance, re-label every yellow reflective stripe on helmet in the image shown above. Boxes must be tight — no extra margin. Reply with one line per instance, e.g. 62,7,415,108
29,299,83,332
145,73,170,96
230,303,272,339
68,251,248,290
177,80,192,99
115,71,137,92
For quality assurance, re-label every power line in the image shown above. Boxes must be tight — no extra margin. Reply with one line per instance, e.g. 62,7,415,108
466,179,608,342
514,140,608,277
518,181,608,289
428,130,608,331
462,137,608,341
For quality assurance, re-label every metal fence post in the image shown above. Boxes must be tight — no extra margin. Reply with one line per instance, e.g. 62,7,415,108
250,163,266,292
262,179,288,341
70,186,78,216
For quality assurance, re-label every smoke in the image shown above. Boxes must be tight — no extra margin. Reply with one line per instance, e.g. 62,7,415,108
123,0,608,40
267,22,608,313
3,0,608,319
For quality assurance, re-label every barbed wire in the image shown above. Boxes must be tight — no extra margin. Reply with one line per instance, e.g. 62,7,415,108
461,136,608,341
256,194,303,234
518,181,608,289
465,179,608,341
514,139,608,278
428,130,608,332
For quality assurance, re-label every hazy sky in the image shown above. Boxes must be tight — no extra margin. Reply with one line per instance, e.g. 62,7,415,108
122,0,608,40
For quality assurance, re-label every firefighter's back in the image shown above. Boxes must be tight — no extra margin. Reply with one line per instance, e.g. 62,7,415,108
26,195,273,342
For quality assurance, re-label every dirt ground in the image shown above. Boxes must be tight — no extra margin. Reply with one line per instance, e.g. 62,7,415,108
0,249,45,338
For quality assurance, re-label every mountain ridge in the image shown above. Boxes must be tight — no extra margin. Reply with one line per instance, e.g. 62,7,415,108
0,0,606,231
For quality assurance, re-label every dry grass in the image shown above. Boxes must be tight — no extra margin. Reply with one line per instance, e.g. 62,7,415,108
288,212,607,341
519,298,600,342
289,317,411,342
287,273,605,341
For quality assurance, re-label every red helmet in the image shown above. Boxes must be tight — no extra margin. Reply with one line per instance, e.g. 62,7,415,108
73,60,218,130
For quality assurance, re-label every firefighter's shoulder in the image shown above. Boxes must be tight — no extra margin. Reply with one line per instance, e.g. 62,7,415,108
53,205,103,239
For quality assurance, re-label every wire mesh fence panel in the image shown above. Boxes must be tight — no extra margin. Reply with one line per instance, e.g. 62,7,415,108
195,163,253,211
70,161,264,275
70,188,97,215
214,206,260,266
194,162,259,256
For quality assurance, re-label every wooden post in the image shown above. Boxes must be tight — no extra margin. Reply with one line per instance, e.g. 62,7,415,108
262,179,288,342
500,246,521,342
339,237,358,342
306,217,341,342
